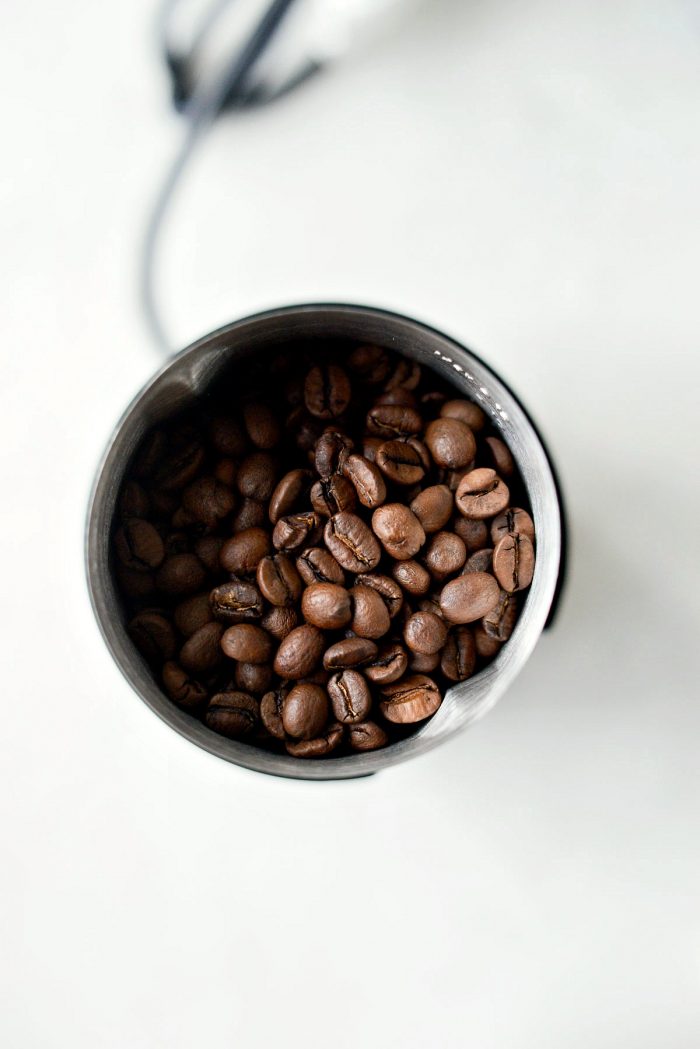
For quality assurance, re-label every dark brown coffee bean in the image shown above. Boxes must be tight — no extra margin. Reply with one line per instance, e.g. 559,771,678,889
443,466,474,493
484,436,515,477
455,468,510,519
362,437,383,463
482,590,518,641
350,584,391,639
221,624,274,664
493,533,535,593
310,476,357,517
304,364,352,419
220,528,271,575
260,688,287,739
214,458,237,487
440,572,500,624
424,531,467,580
490,507,535,545
119,481,150,519
380,674,441,723
424,418,476,469
391,559,431,596
453,517,489,552
182,477,235,527
314,430,354,479
243,401,281,449
209,416,247,457
409,485,452,534
170,507,198,531
132,429,167,479
180,622,224,674
366,404,422,439
205,692,259,738
358,575,403,618
116,566,156,599
371,504,425,560
403,611,448,655
261,606,299,641
232,498,267,532
440,399,486,431
209,579,264,622
302,583,352,630
385,358,421,391
162,661,208,711
323,637,378,670
375,387,417,408
285,722,343,758
173,592,213,636
274,624,325,678
296,546,346,587
194,536,224,572
347,721,388,751
474,625,502,658
273,512,321,552
269,469,314,524
364,642,408,684
328,670,371,724
408,650,441,672
256,553,302,607
441,627,476,682
347,344,391,384
282,683,329,739
287,409,323,457
324,512,381,574
463,548,493,575
235,661,273,695
236,452,277,501
128,611,176,663
114,519,164,572
376,440,426,485
341,454,386,509
156,553,206,596
154,440,205,491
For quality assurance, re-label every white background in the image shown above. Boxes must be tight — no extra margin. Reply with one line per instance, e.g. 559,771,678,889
2,1,699,1046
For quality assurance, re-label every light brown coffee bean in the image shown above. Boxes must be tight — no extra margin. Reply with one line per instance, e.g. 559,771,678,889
269,468,314,524
482,590,518,641
439,572,501,623
440,627,476,682
220,528,271,575
364,643,408,684
328,670,372,724
180,622,224,674
493,533,535,593
453,516,489,552
391,559,431,596
323,637,378,670
341,454,387,508
423,531,467,580
274,624,325,678
403,611,448,655
380,674,442,723
490,507,535,545
440,399,486,431
484,436,514,477
410,485,453,534
256,553,303,607
455,468,510,519
463,548,493,575
347,721,389,751
371,504,425,560
296,546,346,587
282,683,329,739
424,418,476,469
376,440,426,485
474,625,502,658
302,583,352,630
205,692,259,738
350,584,391,639
324,512,381,574
221,624,274,664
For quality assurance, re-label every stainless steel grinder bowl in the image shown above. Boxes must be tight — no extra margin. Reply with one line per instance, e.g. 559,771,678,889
86,304,563,780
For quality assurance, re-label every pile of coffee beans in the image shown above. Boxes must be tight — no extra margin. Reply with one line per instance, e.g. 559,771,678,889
113,344,535,758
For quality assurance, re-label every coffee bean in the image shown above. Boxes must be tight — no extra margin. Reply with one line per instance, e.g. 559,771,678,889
490,507,535,545
376,440,426,485
194,536,224,572
221,624,274,664
296,546,346,587
128,612,176,663
156,553,206,595
474,625,502,658
385,358,421,391
243,401,281,449
347,721,388,751
350,584,391,639
362,437,383,463
162,661,208,711
132,429,167,479
341,454,387,508
260,688,287,739
116,566,156,599
232,498,267,532
455,468,510,519
114,519,164,572
347,344,391,384
425,418,476,469
358,575,403,618
285,722,343,758
364,642,408,684
409,650,441,672
380,674,441,723
269,469,314,524
273,512,321,552
327,670,371,724
409,484,453,534
443,466,474,493
274,624,325,678
314,430,354,479
304,364,351,419
376,387,417,408
371,504,425,560
366,404,422,438
324,512,381,573
220,528,271,575
170,507,198,531
484,436,514,477
180,622,224,674
391,559,431,596
440,627,476,682
482,590,518,641
440,572,500,624
416,593,443,618
310,476,357,517
301,583,352,630
183,477,235,527
423,531,467,581
288,409,322,456
256,553,302,607
403,611,448,655
155,440,205,491
261,606,299,641
236,452,277,501
453,517,489,552
235,661,273,695
210,579,264,622
119,481,150,519
214,458,237,487
209,416,247,458
205,692,259,738
493,532,535,593
282,683,329,739
323,637,378,670
463,548,493,574
440,399,486,431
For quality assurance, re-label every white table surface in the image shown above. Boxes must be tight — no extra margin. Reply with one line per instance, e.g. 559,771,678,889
2,1,699,1046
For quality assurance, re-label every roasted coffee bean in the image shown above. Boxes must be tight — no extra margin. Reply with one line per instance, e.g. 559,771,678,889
417,593,443,618
376,440,426,485
463,548,494,574
441,627,476,682
163,531,192,557
409,650,441,673
350,584,391,639
490,507,535,545
260,688,287,739
205,692,259,738
128,612,176,663
116,566,156,599
282,683,329,739
214,458,237,487
243,401,281,449
310,476,357,517
285,722,343,758
440,399,486,431
154,440,205,491
391,559,431,596
210,579,264,622
232,498,267,532
380,674,441,723
385,358,421,391
269,469,314,524
371,504,425,560
256,553,302,607
261,606,299,641
194,536,224,572
114,519,164,572
366,404,422,438
301,583,352,630
209,416,247,457
304,364,352,419
493,533,535,592
474,625,502,658
162,661,208,711
455,468,510,519
362,437,383,463
347,721,388,752
328,670,371,724
364,642,408,684
375,387,417,408
347,344,391,384
119,481,150,519
341,454,386,509
323,637,378,670
484,436,514,477
183,477,235,527
324,512,381,573
132,429,167,479
453,516,489,552
289,409,323,456
235,661,273,695
174,592,214,636
236,452,277,501
180,622,224,674
423,531,467,580
409,485,452,534
314,430,354,479
359,575,403,618
221,624,274,664
482,590,518,641
443,466,473,493
170,507,198,531
156,553,206,595
220,528,271,575
296,546,346,587
273,512,321,552
274,624,325,678
403,611,448,655
440,572,500,624
424,418,476,469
